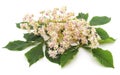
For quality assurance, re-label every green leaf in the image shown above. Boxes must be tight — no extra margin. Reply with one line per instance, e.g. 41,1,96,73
24,33,43,42
16,23,21,28
16,22,28,29
45,46,61,64
76,13,88,21
4,40,35,51
99,37,115,44
96,28,115,43
16,22,33,29
96,28,109,40
90,16,111,25
25,43,44,66
60,46,79,67
92,48,114,68
82,46,92,51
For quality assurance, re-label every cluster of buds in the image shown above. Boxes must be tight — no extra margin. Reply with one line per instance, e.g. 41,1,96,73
20,7,100,58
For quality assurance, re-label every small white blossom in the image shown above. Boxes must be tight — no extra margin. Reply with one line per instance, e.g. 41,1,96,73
57,47,65,54
48,50,58,58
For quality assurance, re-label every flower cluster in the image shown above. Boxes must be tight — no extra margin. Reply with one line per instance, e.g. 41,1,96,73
20,7,100,58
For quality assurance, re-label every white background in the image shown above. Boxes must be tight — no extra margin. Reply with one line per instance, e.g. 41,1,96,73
0,0,120,75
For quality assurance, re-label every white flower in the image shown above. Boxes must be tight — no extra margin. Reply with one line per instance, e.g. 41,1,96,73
60,41,70,49
38,27,49,41
57,47,65,54
60,6,67,13
20,23,30,33
48,50,58,58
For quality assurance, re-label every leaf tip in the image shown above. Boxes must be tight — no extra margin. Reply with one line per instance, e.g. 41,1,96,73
112,66,114,68
29,63,33,67
3,46,6,48
60,63,66,68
